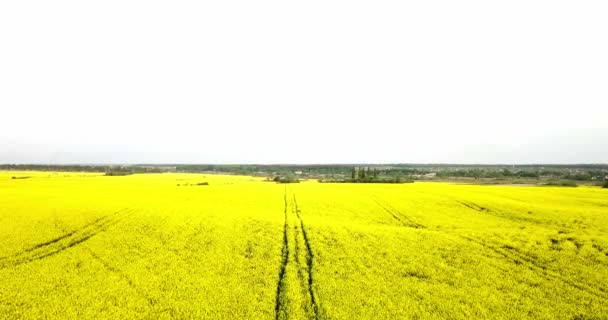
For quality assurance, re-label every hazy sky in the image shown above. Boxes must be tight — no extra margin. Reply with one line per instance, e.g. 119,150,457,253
1,1,607,164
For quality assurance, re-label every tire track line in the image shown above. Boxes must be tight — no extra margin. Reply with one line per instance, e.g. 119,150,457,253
292,193,319,320
454,200,489,212
20,215,112,254
462,236,608,299
373,196,424,228
0,208,133,268
274,188,289,320
85,247,154,306
274,188,320,320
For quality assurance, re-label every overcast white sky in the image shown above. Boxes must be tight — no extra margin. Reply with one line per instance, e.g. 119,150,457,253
1,1,607,164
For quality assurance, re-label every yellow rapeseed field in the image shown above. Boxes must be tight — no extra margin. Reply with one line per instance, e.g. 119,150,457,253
1,172,607,319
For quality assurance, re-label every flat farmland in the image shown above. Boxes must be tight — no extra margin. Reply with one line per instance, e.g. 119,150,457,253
1,172,607,319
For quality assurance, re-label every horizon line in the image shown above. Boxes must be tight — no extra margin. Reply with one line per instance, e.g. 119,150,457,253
2,163,608,167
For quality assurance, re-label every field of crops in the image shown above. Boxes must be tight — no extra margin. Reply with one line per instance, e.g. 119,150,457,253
1,172,607,319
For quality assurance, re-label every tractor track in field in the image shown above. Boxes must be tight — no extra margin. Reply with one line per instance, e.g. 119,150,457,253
462,236,608,299
274,188,290,320
373,196,424,228
292,194,319,320
274,188,319,320
85,247,153,305
0,208,133,269
455,200,489,212
451,198,547,226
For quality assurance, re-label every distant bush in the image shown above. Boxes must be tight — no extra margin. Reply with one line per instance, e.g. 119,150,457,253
105,172,132,176
177,182,209,186
269,176,300,183
603,181,608,188
542,181,578,187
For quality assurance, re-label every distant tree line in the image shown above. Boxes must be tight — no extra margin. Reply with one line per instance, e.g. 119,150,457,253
318,167,413,184
435,168,608,181
2,163,607,183
0,164,167,174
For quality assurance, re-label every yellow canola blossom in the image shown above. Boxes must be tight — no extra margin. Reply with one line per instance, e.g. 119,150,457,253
0,172,607,319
